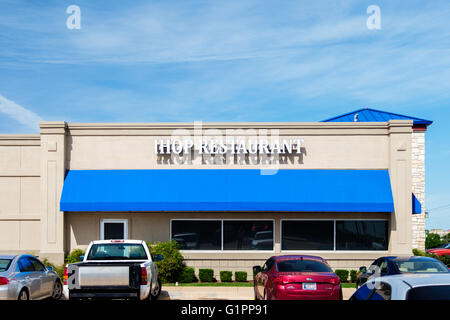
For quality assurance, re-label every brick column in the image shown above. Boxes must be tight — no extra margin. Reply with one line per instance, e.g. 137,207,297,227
411,131,426,250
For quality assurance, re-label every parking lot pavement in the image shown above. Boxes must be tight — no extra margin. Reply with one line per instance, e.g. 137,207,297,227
161,286,357,300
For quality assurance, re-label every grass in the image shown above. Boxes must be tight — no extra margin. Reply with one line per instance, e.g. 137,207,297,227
163,282,254,287
341,283,357,288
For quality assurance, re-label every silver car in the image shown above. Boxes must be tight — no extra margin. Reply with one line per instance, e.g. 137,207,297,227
0,254,63,300
350,273,450,300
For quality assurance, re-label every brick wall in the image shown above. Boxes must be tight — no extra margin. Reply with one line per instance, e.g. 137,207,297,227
411,131,426,250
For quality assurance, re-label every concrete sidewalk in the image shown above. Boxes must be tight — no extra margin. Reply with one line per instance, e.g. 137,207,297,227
160,286,356,300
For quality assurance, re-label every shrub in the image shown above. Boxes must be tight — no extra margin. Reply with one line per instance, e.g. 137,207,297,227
426,233,443,249
220,271,233,282
178,266,196,283
65,249,85,264
350,270,358,283
335,269,349,283
199,269,215,282
235,271,248,282
148,240,184,283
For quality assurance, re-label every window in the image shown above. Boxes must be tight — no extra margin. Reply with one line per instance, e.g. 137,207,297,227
262,258,275,272
30,258,45,272
369,282,392,300
100,219,128,240
223,221,273,250
406,285,450,300
18,257,34,272
276,259,332,273
394,259,449,273
335,220,388,251
171,220,221,250
281,220,334,250
171,220,274,251
0,259,12,272
86,243,148,260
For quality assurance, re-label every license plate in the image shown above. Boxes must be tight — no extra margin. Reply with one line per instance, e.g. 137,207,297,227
302,283,317,290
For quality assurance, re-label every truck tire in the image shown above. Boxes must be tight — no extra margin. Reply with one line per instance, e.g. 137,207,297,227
150,278,162,300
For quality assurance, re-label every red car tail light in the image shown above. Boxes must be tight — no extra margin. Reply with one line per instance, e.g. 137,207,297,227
0,277,9,285
63,267,68,285
329,277,340,285
141,267,148,285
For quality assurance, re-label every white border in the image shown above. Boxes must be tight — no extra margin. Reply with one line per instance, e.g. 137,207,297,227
280,218,389,253
170,218,275,253
100,218,128,240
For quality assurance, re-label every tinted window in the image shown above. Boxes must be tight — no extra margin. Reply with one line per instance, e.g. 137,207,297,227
223,221,273,250
104,223,125,240
276,259,332,273
172,220,221,250
336,221,388,251
0,259,12,272
18,258,34,272
394,260,449,273
262,258,275,272
369,282,391,300
282,221,334,250
30,258,45,272
407,285,450,300
86,243,148,260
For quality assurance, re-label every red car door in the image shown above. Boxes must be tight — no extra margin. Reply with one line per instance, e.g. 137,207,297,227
260,258,275,300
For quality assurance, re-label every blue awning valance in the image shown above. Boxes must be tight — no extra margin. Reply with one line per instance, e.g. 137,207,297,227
60,169,395,213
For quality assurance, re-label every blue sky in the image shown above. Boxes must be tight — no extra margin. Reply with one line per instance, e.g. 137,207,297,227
0,0,449,229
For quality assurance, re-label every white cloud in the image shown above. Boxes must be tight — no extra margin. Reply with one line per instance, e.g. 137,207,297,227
0,94,42,129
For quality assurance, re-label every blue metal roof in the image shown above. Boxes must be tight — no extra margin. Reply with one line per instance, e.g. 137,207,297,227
60,169,395,212
322,108,433,126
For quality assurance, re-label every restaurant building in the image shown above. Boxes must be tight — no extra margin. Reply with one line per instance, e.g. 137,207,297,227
0,108,432,278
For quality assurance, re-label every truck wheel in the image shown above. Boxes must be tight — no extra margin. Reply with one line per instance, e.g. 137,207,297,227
150,278,162,300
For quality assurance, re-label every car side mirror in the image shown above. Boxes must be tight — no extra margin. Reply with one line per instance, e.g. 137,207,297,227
78,255,84,261
359,266,367,273
154,254,164,262
47,266,53,271
253,266,261,274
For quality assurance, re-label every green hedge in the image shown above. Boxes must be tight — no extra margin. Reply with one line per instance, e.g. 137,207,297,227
178,266,196,283
220,271,233,282
350,270,358,283
235,271,248,282
335,269,349,283
199,269,215,282
65,249,85,264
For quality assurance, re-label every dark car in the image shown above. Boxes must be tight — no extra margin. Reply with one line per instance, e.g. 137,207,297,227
356,256,450,288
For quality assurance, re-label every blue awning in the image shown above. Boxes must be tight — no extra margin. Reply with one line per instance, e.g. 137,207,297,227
412,193,422,214
60,169,395,212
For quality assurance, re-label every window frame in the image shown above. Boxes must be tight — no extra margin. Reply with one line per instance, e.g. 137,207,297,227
170,218,275,253
100,219,128,240
280,218,389,253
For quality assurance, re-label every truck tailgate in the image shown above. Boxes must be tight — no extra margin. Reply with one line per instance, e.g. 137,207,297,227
79,266,130,286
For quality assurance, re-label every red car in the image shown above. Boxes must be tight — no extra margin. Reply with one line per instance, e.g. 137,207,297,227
427,243,450,256
253,255,342,300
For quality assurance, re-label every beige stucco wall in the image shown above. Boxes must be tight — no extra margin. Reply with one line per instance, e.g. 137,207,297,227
0,136,41,254
0,120,418,269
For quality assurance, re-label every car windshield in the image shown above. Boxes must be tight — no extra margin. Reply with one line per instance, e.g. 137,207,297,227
86,243,148,260
407,285,450,300
442,243,450,249
277,259,332,272
0,259,12,271
394,260,449,273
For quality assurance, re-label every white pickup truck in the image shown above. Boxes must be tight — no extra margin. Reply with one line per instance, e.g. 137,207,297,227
63,240,162,300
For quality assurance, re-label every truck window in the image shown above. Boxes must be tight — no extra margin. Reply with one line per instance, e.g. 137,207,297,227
87,243,148,260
